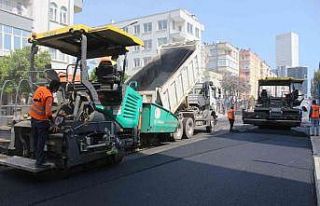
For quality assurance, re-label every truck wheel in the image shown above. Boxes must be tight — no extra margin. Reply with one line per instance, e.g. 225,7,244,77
183,118,194,138
173,121,183,140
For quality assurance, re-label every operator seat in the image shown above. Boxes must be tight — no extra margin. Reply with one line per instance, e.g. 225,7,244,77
95,61,123,106
95,61,121,89
261,89,269,107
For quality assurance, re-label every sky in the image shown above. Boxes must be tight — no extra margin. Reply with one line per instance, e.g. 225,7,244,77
75,0,320,73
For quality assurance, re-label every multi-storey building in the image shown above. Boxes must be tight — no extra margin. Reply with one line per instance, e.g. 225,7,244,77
0,0,83,69
276,32,299,68
239,49,275,99
275,32,299,77
287,66,308,97
260,61,274,79
206,42,239,75
114,9,204,76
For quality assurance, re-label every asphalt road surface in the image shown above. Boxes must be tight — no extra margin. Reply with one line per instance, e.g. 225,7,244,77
0,125,316,206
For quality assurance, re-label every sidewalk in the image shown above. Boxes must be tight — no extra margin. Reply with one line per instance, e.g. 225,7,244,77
311,136,320,206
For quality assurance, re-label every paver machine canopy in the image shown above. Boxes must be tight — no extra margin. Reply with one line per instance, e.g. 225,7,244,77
29,24,143,105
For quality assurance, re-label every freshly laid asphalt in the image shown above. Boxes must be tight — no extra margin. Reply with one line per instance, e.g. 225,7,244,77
0,125,316,206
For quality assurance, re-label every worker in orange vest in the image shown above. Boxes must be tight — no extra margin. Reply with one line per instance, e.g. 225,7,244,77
227,106,236,132
309,100,320,136
28,80,60,168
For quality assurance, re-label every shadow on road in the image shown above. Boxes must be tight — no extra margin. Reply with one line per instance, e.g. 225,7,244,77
0,129,316,206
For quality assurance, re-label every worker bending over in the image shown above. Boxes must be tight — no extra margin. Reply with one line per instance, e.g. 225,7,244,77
28,80,60,168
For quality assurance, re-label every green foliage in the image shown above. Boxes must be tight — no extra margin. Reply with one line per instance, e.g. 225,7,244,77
0,47,51,84
89,68,97,81
311,70,320,98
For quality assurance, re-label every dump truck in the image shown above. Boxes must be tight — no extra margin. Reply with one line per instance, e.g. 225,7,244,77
129,41,217,140
242,77,305,128
0,24,179,173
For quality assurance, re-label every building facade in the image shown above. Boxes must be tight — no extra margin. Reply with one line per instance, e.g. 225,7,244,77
239,49,275,99
0,0,82,69
287,66,308,97
206,42,239,75
114,9,204,76
275,32,299,68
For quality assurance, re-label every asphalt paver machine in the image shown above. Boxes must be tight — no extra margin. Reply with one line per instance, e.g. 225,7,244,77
242,77,305,128
0,24,145,173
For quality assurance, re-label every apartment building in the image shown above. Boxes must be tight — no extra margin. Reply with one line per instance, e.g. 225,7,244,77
114,9,204,76
287,66,308,97
206,42,239,75
0,0,83,69
239,49,275,99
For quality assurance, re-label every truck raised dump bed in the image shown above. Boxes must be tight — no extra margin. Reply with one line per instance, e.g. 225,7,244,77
130,41,217,140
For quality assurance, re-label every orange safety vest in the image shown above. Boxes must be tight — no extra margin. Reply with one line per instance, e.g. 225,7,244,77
227,109,235,120
28,86,53,120
311,105,320,119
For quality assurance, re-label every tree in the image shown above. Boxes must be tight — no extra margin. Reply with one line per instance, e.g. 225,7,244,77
311,70,320,99
0,47,51,104
221,71,250,109
0,46,51,84
221,72,250,97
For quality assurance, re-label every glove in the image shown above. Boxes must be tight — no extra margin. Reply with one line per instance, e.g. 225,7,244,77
50,124,59,133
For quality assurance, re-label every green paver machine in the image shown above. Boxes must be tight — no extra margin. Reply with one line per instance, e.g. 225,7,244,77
0,24,179,173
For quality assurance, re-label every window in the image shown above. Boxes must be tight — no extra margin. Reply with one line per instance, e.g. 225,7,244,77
134,25,140,34
49,2,58,21
134,58,140,67
60,6,67,24
158,20,167,30
143,40,152,50
134,46,140,51
13,28,21,49
172,20,176,30
143,22,152,33
187,23,193,34
0,24,2,50
22,31,29,47
1,25,30,51
158,37,167,47
4,26,11,50
123,27,128,33
143,57,152,65
195,28,200,38
58,51,66,61
49,48,57,60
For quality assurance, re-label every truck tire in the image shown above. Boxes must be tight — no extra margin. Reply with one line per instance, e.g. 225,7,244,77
173,120,183,140
183,118,194,138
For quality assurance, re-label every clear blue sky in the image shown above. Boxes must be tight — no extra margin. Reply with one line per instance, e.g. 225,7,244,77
75,0,320,72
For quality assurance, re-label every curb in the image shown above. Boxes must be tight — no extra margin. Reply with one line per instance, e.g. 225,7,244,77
311,136,320,206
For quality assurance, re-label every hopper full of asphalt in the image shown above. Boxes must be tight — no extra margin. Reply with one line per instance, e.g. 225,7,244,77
129,46,195,91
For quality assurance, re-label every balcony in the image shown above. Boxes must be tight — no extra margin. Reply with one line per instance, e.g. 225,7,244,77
170,10,185,23
0,0,32,18
74,0,83,13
